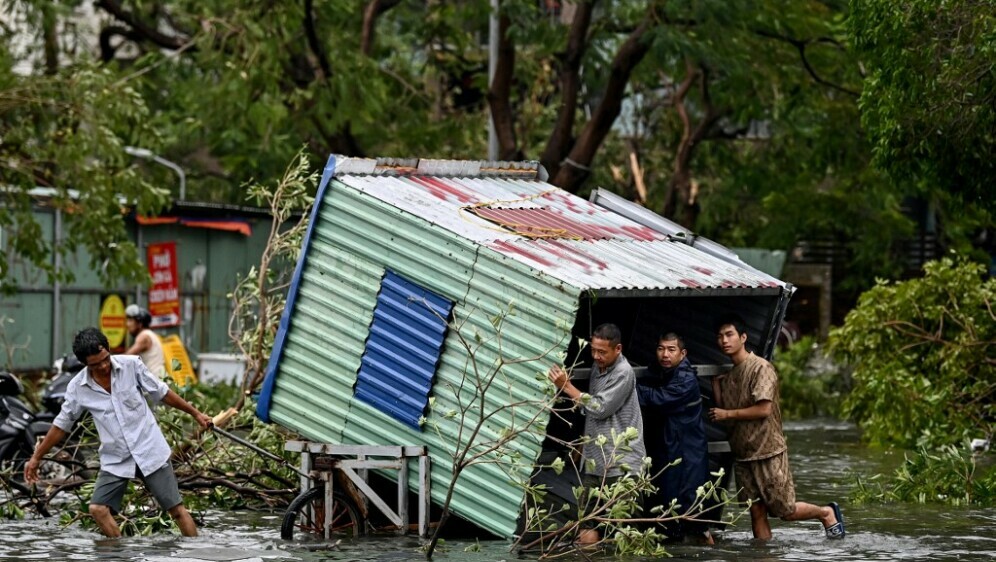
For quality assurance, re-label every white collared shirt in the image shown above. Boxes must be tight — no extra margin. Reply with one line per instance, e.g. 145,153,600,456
53,355,172,478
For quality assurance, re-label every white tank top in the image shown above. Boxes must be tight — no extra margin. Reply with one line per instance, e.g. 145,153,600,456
139,328,167,378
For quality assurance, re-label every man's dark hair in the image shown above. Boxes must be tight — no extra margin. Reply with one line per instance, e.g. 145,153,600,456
73,327,109,363
658,332,685,350
715,314,749,338
591,323,622,347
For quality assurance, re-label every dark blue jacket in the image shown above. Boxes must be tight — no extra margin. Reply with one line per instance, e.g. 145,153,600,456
637,358,709,517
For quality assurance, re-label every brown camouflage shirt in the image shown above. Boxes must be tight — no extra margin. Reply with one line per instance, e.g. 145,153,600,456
719,353,787,461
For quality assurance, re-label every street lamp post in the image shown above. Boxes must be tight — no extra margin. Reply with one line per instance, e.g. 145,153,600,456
487,0,499,161
124,146,186,201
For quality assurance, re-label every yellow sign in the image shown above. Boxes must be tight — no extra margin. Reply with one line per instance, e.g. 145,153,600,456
160,334,198,386
99,295,127,348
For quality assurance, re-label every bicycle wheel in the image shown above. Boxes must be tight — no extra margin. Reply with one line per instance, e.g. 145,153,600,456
281,486,364,540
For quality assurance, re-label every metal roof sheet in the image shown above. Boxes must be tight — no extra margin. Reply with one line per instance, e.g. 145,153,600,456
335,169,785,296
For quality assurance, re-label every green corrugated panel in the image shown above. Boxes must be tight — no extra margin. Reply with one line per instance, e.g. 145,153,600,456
265,190,384,443
266,180,581,538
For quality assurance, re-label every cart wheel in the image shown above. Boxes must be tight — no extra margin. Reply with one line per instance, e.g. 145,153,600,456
281,486,364,540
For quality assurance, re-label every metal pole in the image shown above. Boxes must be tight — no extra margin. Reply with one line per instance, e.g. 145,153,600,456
52,208,62,363
124,146,186,201
135,223,143,307
487,0,499,160
209,425,311,479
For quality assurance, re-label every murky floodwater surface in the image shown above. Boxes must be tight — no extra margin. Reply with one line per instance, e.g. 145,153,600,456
2,420,993,561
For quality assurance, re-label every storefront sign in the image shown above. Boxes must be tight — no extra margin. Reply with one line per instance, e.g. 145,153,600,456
98,294,127,349
147,242,180,328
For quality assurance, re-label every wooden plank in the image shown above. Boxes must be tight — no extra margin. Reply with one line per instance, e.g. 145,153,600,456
339,466,401,526
338,459,403,470
567,364,731,380
708,441,731,453
299,451,313,494
418,455,430,538
398,458,409,536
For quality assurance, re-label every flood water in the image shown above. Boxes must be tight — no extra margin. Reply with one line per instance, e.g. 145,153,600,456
1,419,994,561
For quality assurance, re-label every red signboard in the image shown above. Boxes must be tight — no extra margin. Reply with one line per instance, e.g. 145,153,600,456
147,242,180,328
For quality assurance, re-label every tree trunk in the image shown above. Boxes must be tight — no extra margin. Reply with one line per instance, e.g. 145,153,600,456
42,5,59,75
486,6,522,160
663,62,723,229
552,14,656,192
540,0,597,177
361,0,402,56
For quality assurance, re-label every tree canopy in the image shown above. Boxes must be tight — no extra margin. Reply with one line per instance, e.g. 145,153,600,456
850,0,996,214
1,0,989,293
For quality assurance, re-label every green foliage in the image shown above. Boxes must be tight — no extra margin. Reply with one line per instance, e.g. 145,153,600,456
851,443,996,507
849,0,996,216
0,59,168,292
829,258,996,449
773,336,847,419
227,149,315,400
518,428,739,556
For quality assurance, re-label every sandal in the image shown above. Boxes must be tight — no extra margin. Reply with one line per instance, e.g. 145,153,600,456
824,501,846,539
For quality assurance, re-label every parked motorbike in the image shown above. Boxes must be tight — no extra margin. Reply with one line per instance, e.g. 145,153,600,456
0,370,90,491
39,354,84,421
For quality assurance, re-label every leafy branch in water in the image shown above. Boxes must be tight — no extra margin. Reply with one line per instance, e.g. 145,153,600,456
516,431,740,558
851,442,996,507
831,256,996,507
4,383,301,535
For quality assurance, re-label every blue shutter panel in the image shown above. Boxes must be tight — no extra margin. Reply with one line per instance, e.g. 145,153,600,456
354,271,453,429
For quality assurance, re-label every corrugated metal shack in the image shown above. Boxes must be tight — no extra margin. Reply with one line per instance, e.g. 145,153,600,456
256,156,793,539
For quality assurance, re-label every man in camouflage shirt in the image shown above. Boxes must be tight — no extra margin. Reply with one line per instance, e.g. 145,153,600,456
708,314,845,540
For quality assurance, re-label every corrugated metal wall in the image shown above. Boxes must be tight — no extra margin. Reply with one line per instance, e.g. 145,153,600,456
1,207,270,370
355,271,454,428
265,179,580,538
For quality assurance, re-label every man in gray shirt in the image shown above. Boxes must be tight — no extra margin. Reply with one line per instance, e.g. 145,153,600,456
548,323,646,545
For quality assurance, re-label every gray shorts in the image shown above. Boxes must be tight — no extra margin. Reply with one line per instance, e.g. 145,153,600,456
91,463,183,514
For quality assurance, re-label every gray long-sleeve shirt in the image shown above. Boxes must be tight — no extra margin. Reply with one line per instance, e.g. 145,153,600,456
580,354,646,478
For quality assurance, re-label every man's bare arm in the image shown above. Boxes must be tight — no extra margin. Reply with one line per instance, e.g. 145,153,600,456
25,425,68,484
708,400,773,422
162,389,213,429
125,331,152,356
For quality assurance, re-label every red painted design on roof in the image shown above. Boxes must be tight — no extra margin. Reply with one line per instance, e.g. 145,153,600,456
410,175,477,204
544,240,609,271
471,207,611,240
467,207,667,243
679,279,702,288
618,225,664,241
692,266,715,276
489,241,556,268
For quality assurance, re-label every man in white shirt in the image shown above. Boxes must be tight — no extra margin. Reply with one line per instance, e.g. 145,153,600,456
25,327,212,537
124,305,166,378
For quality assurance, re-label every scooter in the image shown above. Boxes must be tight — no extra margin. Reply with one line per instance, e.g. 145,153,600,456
0,371,90,490
38,354,84,421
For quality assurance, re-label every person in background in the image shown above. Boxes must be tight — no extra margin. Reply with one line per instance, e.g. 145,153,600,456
637,332,713,544
125,305,166,379
708,314,845,540
548,323,646,546
26,328,212,537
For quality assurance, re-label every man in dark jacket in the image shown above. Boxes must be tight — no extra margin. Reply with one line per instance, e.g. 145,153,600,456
637,333,712,543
